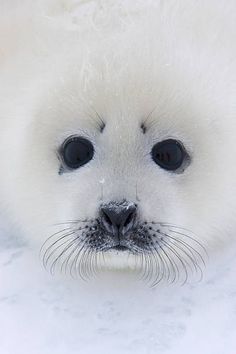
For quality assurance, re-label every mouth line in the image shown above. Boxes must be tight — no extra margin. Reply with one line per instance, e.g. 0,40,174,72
111,245,129,252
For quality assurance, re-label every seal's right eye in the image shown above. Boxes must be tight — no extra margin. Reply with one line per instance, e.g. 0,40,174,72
61,136,94,170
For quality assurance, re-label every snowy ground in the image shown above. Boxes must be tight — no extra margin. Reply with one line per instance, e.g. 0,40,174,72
0,228,236,354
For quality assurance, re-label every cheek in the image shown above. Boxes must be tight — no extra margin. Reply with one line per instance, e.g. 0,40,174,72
55,175,101,219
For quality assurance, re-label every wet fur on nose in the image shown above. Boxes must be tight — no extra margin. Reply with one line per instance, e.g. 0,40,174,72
100,201,137,237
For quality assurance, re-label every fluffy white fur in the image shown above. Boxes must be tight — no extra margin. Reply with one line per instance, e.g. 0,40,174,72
0,0,236,281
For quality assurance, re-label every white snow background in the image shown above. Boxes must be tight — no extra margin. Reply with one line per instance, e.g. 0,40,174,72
0,224,236,354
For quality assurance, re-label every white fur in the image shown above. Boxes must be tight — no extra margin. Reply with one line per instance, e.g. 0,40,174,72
0,0,236,275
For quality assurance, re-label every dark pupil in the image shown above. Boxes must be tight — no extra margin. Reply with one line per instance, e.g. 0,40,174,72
152,140,184,170
63,138,94,169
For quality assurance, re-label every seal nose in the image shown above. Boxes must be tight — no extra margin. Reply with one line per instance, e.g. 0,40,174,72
100,202,137,236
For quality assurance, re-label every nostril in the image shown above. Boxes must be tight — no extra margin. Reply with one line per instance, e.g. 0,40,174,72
102,210,113,226
123,210,134,227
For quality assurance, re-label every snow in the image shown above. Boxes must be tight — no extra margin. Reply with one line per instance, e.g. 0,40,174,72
0,228,236,354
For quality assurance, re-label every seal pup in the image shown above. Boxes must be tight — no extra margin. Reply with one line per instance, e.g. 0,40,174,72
0,0,236,285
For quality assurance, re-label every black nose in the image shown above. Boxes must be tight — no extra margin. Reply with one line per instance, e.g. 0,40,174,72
100,202,137,236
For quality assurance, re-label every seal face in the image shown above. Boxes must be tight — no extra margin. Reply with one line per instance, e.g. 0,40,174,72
1,1,236,285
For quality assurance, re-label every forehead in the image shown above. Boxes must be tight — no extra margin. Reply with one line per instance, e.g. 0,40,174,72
30,5,232,142
2,0,234,140
36,62,216,147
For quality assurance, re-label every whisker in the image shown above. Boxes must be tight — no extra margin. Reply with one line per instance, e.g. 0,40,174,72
40,227,73,254
52,219,94,226
77,245,90,281
159,222,195,234
146,252,155,283
164,232,206,267
159,242,179,283
92,250,99,278
84,248,93,279
139,252,148,281
42,231,76,268
154,243,172,283
161,239,189,285
145,221,207,252
167,228,208,258
162,235,200,276
149,246,166,286
82,247,93,280
40,218,208,286
50,238,77,275
60,237,81,274
69,242,85,279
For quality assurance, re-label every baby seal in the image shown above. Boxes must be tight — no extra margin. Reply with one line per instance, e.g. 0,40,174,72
0,0,236,285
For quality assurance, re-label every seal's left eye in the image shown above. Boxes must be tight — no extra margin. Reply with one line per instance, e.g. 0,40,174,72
151,139,186,171
61,136,94,169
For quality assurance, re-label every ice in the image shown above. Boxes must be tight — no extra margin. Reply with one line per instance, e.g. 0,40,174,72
0,229,235,354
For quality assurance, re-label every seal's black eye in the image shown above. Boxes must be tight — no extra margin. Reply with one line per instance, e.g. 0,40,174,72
61,136,94,169
151,139,186,171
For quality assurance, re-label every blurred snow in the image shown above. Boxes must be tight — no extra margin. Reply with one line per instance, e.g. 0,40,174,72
0,228,236,354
